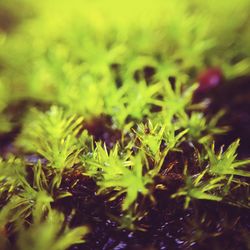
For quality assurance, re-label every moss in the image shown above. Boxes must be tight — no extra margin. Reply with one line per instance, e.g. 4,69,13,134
0,0,249,249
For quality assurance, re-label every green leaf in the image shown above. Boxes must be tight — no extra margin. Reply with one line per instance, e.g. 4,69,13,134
207,140,250,177
86,143,153,211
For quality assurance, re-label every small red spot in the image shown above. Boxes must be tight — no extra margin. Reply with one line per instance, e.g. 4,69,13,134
197,67,223,92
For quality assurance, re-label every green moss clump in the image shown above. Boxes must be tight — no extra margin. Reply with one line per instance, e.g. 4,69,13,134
0,1,249,249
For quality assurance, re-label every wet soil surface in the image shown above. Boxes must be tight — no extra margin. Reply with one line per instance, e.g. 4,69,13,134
59,142,249,250
83,115,122,149
205,75,250,159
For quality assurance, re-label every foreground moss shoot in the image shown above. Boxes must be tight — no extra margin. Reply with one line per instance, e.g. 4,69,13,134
0,0,250,249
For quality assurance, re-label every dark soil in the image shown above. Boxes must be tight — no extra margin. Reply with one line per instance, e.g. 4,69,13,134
204,75,250,158
60,140,249,250
83,115,122,149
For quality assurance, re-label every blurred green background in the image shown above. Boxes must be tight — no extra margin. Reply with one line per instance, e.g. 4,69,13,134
0,0,250,130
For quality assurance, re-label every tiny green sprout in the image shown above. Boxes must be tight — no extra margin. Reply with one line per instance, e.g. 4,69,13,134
0,190,53,227
135,119,188,177
0,158,53,226
0,156,27,195
107,80,162,128
124,80,162,120
178,112,206,139
17,106,84,171
86,143,153,211
160,79,198,117
177,111,227,143
135,119,188,156
172,167,225,209
135,120,165,157
16,203,88,250
207,139,250,177
163,124,188,152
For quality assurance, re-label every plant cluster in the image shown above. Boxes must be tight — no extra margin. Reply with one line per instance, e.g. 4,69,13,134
0,0,249,249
